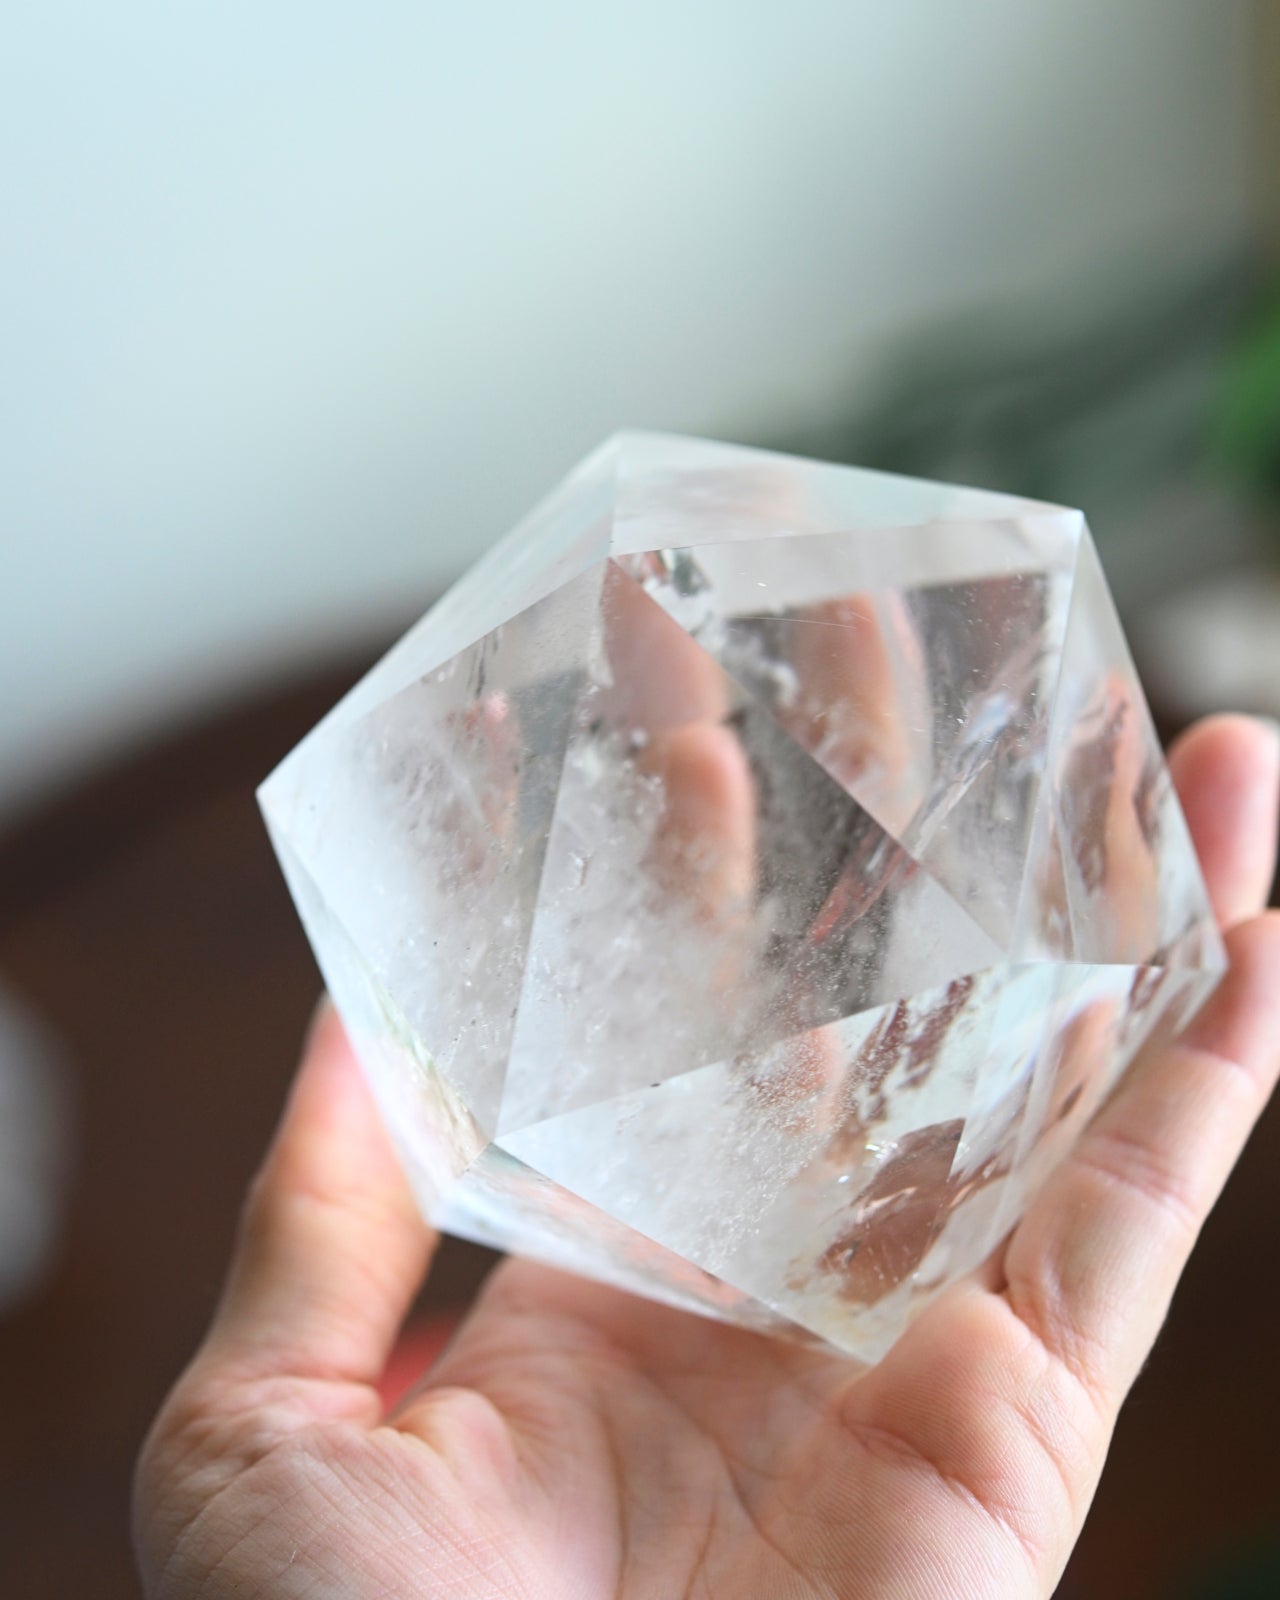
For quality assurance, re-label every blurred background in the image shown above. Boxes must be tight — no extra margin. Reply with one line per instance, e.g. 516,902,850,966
2,3,1279,1595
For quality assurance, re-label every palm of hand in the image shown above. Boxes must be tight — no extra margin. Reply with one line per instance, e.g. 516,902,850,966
146,1253,1092,1599
136,717,1280,1600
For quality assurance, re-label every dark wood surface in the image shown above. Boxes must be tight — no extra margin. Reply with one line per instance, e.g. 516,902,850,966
0,658,1275,1599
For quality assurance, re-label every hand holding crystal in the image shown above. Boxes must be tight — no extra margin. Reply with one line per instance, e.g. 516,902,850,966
135,712,1279,1599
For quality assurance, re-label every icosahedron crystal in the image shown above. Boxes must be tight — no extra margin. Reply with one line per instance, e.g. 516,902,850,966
260,433,1225,1362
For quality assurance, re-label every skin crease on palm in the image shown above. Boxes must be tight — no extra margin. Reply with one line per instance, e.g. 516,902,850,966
134,704,1280,1600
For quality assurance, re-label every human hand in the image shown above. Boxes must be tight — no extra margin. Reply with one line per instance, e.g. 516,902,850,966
134,714,1280,1599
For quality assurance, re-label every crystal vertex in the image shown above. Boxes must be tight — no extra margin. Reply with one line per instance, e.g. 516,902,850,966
260,433,1226,1362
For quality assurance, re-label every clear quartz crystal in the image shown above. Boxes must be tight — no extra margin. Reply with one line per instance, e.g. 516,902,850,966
260,433,1225,1363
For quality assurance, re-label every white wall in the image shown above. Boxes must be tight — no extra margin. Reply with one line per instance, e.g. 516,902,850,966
1,0,1252,814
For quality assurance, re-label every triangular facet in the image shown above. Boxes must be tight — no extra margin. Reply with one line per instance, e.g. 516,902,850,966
1035,532,1221,966
498,565,1003,1136
1010,780,1077,961
442,1142,818,1341
1159,917,1229,975
260,564,605,1134
266,825,486,1214
615,523,1078,948
894,567,1076,948
610,431,1072,555
727,700,1006,1047
915,960,1095,1291
982,960,1156,1254
501,968,1004,1359
1110,961,1218,1082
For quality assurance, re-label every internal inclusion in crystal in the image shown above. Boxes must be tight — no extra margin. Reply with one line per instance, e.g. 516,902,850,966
260,433,1225,1363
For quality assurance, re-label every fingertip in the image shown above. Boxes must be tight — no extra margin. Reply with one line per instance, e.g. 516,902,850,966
1168,714,1280,928
1168,712,1280,784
